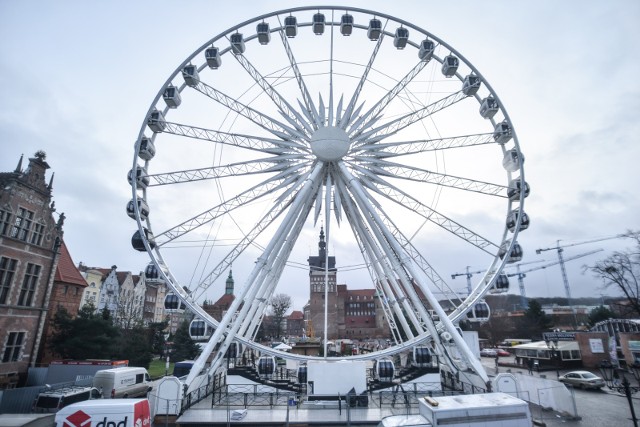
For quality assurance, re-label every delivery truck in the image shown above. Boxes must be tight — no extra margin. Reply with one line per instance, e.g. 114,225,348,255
54,399,150,427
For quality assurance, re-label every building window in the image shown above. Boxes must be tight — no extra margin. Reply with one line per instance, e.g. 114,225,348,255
2,332,25,363
10,207,34,241
17,263,41,306
0,210,12,236
30,223,45,246
0,257,18,304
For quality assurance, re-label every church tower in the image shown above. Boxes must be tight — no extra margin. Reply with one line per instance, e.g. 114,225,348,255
225,269,234,295
307,228,340,339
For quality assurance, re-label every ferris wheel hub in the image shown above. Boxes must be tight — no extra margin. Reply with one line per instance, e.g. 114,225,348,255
310,126,350,161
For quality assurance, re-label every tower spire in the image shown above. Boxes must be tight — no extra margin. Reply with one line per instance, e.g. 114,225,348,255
14,154,23,173
318,226,326,259
225,269,234,295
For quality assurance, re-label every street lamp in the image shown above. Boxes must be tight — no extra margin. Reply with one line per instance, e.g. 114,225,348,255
544,337,560,378
599,361,639,427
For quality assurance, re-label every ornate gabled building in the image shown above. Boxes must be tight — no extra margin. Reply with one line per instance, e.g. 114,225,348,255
0,152,64,387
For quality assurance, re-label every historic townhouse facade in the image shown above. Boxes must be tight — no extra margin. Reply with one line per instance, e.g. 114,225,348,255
0,152,64,387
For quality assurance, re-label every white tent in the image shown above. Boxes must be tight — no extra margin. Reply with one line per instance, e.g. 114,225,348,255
274,343,292,351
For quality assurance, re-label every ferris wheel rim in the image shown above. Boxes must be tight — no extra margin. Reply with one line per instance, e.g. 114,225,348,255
128,5,528,364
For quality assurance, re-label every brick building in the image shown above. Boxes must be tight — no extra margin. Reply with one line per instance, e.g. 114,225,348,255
305,228,390,340
0,152,64,387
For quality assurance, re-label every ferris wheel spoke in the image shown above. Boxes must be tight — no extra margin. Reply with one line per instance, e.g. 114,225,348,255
356,133,496,158
349,168,498,253
232,52,314,136
354,159,507,197
190,79,308,141
147,156,308,186
276,21,321,128
156,167,309,245
348,60,429,136
339,20,388,129
351,90,468,146
160,120,308,154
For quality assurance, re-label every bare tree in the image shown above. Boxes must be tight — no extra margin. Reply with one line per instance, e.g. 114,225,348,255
269,293,292,340
586,231,640,317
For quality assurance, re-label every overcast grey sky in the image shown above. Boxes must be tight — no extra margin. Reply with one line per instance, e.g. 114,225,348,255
1,1,638,312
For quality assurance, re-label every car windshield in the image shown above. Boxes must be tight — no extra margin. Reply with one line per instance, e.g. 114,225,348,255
582,373,598,379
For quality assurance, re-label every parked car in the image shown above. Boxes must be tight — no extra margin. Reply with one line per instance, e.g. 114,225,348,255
480,348,498,357
558,371,606,390
496,349,511,357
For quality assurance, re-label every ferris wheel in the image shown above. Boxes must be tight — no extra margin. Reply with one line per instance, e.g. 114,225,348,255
128,6,529,385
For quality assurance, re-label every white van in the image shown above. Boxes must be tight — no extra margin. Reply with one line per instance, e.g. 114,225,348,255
92,367,151,398
54,398,150,427
33,386,101,413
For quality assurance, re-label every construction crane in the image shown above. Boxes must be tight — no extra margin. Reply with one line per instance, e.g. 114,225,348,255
508,249,603,311
451,260,546,297
536,234,626,328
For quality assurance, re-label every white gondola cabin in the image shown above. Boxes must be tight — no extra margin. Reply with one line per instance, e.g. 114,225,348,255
393,27,409,49
284,15,297,38
127,166,149,190
367,18,382,40
462,74,481,96
205,47,222,69
225,342,243,359
502,149,524,172
507,178,530,202
126,198,149,221
312,12,325,35
412,346,433,368
498,240,524,264
147,110,165,133
256,22,270,45
418,39,435,61
131,227,156,252
491,274,510,293
506,208,530,232
163,85,181,108
467,301,490,323
441,54,459,77
257,356,276,380
182,64,199,87
137,136,155,161
230,33,245,54
189,319,213,341
479,96,498,119
164,293,186,312
145,262,159,280
297,364,307,384
340,13,353,36
374,358,395,382
493,120,512,144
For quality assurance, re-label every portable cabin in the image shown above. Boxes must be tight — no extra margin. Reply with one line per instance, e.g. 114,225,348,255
367,18,382,40
230,33,245,54
205,46,222,69
498,240,524,263
137,136,155,160
182,64,199,87
284,15,298,38
502,148,524,172
418,39,435,61
412,346,433,368
257,356,276,380
131,228,156,252
393,27,409,49
491,274,510,293
441,54,459,77
126,198,149,221
506,208,530,232
507,178,530,202
479,96,498,119
127,166,149,190
312,12,325,35
189,319,212,341
462,74,481,96
164,293,186,312
163,85,181,108
147,110,165,133
374,358,395,382
340,13,353,36
256,22,270,45
493,120,512,144
467,301,490,323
